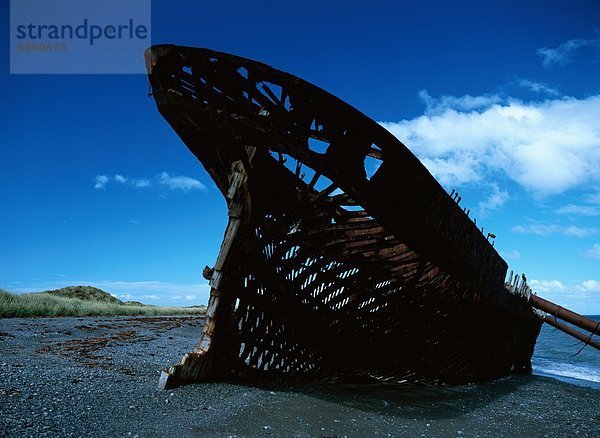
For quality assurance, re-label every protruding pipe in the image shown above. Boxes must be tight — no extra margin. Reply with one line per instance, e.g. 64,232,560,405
531,294,600,336
543,315,600,351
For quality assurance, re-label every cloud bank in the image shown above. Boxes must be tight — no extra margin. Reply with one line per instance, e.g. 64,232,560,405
529,278,600,314
380,92,600,196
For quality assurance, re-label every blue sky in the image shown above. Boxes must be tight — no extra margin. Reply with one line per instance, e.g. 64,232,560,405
1,0,599,313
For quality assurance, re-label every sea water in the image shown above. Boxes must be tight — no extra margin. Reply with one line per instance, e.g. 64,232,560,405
532,315,600,389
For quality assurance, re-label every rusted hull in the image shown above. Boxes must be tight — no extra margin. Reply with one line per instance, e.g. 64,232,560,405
145,45,543,388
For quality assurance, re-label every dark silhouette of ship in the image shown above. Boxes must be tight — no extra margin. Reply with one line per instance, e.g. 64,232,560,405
145,45,598,389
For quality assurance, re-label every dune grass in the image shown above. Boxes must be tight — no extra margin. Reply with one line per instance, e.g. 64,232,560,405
0,289,206,318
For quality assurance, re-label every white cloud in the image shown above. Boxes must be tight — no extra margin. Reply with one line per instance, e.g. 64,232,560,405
94,174,109,189
92,173,206,193
555,204,600,216
517,79,559,96
94,174,130,189
142,294,159,300
563,226,598,237
477,183,508,217
585,191,600,205
512,223,598,237
132,178,150,188
577,280,600,293
501,250,521,260
91,280,208,297
575,280,600,297
419,156,483,187
158,172,207,192
380,93,600,195
530,278,600,314
584,243,600,260
537,36,600,67
529,279,565,294
512,224,559,235
418,90,503,114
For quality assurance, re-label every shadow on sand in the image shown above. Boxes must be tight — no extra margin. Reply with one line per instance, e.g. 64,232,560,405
221,374,533,421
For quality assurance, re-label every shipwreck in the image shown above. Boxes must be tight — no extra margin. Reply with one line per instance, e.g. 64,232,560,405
145,45,599,389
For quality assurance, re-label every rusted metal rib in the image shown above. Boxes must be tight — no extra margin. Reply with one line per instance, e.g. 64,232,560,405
530,294,600,336
542,315,600,351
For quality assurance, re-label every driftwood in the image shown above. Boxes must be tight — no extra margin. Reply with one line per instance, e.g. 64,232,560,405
146,45,544,390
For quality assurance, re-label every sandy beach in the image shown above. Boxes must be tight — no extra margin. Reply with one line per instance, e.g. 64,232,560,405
1,316,598,437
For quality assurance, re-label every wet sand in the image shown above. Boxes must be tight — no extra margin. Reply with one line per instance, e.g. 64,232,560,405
1,316,598,437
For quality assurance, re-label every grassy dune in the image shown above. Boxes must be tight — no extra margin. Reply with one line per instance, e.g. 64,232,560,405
0,287,206,318
44,285,122,304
